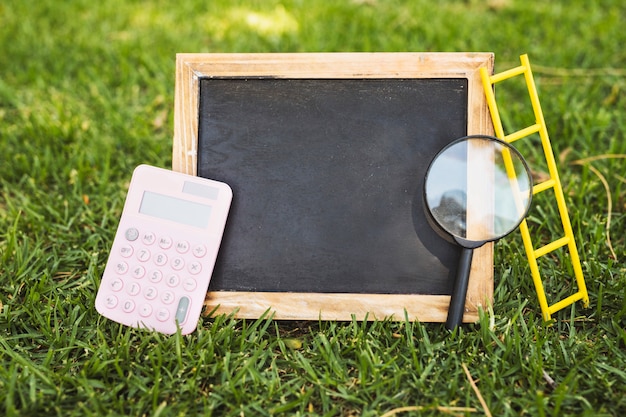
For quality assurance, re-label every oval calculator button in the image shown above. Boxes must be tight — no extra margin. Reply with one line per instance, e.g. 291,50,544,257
122,300,135,313
144,286,158,300
158,236,173,249
175,296,191,324
161,291,175,305
136,249,151,262
110,278,124,292
166,274,180,288
131,265,146,279
139,304,153,317
125,228,139,242
127,282,141,296
156,308,170,322
105,295,118,308
188,261,202,275
142,232,156,245
192,244,207,258
182,278,197,292
175,241,190,254
119,245,134,258
154,253,168,266
171,257,185,271
114,261,129,275
148,270,163,283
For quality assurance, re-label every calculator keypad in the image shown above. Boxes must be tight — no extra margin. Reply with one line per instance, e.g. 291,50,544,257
99,226,213,333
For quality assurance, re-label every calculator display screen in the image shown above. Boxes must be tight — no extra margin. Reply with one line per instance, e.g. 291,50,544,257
139,191,212,228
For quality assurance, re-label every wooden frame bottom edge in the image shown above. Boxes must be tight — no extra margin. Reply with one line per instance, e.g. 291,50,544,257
203,291,491,323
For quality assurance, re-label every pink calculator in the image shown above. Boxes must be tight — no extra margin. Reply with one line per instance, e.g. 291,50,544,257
95,165,232,335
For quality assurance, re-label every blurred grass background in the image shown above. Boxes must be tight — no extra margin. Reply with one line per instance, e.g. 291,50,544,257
1,0,625,416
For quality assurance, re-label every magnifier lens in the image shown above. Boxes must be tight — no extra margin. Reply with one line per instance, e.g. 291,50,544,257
425,136,532,244
424,135,532,330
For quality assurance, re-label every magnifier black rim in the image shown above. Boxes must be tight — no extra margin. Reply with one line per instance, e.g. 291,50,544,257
423,134,533,246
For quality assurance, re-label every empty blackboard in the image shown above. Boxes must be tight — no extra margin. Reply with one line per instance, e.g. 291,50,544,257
173,53,495,322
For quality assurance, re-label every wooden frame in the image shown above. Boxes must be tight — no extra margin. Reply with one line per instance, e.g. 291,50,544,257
173,52,494,322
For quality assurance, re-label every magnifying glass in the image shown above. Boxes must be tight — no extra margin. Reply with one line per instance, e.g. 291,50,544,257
424,135,533,330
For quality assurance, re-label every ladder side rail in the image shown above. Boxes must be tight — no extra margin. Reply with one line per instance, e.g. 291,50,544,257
521,55,590,308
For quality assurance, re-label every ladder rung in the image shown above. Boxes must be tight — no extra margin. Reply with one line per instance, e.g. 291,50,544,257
489,65,527,83
533,179,556,194
548,291,585,314
505,124,542,143
534,236,570,258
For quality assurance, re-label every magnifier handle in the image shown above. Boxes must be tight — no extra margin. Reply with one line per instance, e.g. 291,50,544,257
446,247,474,330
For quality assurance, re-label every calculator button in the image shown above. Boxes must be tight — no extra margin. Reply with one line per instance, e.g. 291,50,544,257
161,291,175,305
110,278,124,292
114,261,129,275
148,270,163,283
142,232,156,245
188,261,202,275
175,296,191,324
139,304,153,317
182,278,197,292
154,253,168,266
175,241,190,254
104,295,118,308
144,286,158,300
158,236,173,249
171,257,185,271
136,249,151,262
119,245,134,258
127,282,141,296
125,227,139,241
156,308,170,322
192,244,207,258
131,265,146,279
122,300,135,313
166,274,180,288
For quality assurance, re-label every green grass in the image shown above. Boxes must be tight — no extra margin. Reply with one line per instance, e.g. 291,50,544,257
1,0,625,415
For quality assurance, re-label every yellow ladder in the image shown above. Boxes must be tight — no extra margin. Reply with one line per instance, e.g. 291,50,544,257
480,54,589,321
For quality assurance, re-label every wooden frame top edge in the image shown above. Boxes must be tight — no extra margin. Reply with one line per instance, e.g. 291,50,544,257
176,52,494,78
